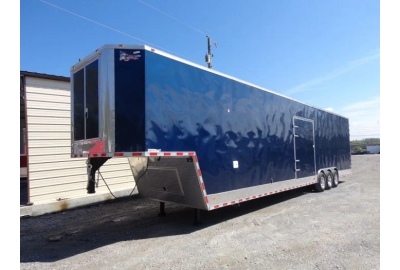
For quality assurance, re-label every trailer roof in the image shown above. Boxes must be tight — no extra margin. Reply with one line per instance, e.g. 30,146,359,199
71,44,348,119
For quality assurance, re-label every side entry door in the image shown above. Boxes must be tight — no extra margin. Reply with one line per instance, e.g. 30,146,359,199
293,117,316,179
72,59,99,141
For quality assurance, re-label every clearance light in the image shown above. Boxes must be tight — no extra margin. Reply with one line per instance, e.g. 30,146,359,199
119,44,124,48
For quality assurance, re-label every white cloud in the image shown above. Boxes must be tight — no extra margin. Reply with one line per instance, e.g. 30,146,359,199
286,51,380,95
337,97,380,140
324,107,334,112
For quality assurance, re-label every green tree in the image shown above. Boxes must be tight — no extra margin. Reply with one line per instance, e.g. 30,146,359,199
354,146,363,152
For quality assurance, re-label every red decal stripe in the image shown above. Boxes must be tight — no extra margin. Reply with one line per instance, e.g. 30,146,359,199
164,152,171,156
231,201,236,204
177,152,183,156
194,155,198,162
132,153,142,156
246,197,250,201
214,205,220,209
223,203,228,206
239,199,243,202
149,152,158,156
189,152,194,156
198,169,202,176
201,183,205,190
205,196,209,203
114,153,123,156
101,153,107,157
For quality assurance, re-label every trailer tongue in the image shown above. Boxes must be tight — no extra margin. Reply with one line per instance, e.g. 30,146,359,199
71,44,351,222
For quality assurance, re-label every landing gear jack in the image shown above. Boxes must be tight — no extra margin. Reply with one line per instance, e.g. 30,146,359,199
193,209,202,226
158,202,166,217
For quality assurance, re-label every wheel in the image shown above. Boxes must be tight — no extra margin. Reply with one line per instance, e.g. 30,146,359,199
325,171,333,190
332,170,339,188
315,171,326,192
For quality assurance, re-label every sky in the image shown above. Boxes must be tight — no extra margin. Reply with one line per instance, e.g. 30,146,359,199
20,0,380,140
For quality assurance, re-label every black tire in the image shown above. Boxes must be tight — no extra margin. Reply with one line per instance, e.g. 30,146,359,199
325,171,333,190
332,170,339,188
315,171,326,192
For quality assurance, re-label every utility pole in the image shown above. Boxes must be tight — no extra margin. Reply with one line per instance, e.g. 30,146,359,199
205,35,217,69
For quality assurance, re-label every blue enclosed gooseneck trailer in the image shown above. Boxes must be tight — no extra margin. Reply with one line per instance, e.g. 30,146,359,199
71,44,351,220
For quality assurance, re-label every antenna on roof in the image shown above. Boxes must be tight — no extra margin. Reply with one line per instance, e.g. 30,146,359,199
205,35,217,69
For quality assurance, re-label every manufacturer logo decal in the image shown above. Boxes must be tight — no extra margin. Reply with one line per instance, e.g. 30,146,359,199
119,50,141,61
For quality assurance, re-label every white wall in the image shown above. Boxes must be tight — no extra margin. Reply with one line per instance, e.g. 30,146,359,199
366,145,380,154
25,77,137,203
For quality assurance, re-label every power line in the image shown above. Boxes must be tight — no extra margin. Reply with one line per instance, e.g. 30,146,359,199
138,0,218,43
38,0,188,58
138,0,207,36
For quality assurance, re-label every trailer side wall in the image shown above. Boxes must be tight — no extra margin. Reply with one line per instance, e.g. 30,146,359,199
143,51,350,195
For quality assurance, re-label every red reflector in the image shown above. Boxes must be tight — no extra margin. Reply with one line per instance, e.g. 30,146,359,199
80,154,83,157
194,156,198,162
239,199,243,202
101,153,107,157
258,195,262,197
198,169,202,176
246,197,250,200
114,153,123,156
132,153,142,156
164,152,171,156
177,152,183,156
73,155,77,158
270,192,273,194
92,154,98,157
151,48,155,52
223,203,228,206
214,205,219,209
231,201,235,204
205,196,209,203
189,152,194,156
201,183,205,190
279,190,282,192
149,153,158,156
253,196,256,199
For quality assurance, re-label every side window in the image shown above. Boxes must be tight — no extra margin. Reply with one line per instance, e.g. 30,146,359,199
85,60,99,139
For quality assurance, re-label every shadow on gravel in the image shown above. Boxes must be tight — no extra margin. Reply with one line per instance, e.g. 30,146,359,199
21,186,313,263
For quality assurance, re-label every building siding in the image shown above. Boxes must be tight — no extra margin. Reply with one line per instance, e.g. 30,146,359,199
25,76,136,203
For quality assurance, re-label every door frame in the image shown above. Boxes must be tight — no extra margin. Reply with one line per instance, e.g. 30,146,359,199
71,57,100,142
293,116,316,179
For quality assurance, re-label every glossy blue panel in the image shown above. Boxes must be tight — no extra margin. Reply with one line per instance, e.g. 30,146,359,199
114,49,146,152
141,51,351,194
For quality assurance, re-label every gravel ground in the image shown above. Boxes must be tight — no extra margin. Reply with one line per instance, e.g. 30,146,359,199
20,155,380,269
